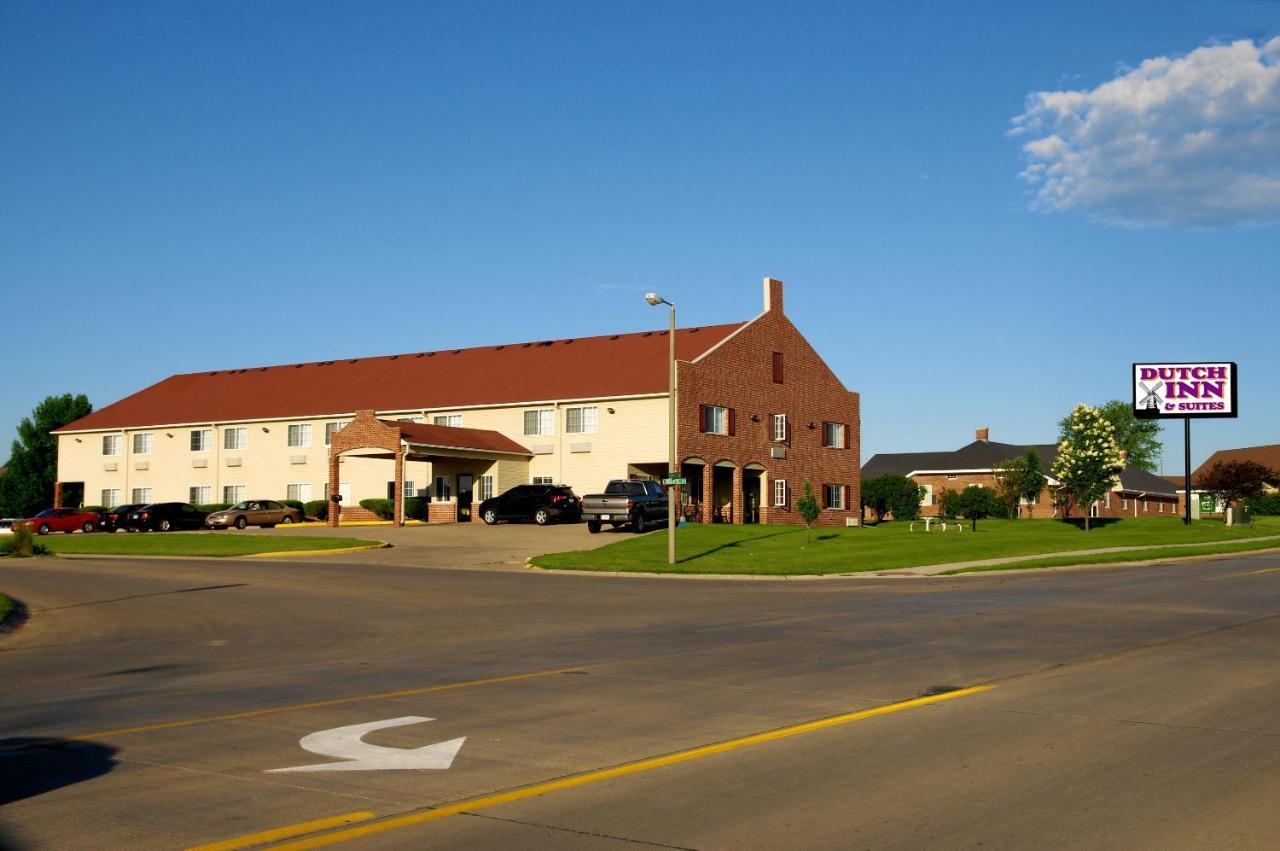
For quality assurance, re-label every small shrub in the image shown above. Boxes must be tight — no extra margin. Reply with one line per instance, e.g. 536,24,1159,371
280,499,305,514
359,498,394,519
303,500,329,521
1247,492,1280,516
404,497,428,521
195,503,232,513
1,525,46,557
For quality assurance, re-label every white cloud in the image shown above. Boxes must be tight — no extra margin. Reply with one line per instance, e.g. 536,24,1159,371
1011,37,1280,227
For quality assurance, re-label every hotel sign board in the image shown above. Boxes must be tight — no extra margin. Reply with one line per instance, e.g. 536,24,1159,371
1132,362,1237,420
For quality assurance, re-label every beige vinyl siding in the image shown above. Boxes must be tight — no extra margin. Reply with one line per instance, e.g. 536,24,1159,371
56,395,668,508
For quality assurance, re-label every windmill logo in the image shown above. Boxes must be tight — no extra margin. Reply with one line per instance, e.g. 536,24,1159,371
1138,380,1164,410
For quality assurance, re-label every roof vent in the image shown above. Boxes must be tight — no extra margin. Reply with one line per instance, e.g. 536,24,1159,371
495,345,505,351
610,335,619,340
522,343,532,348
452,349,461,354
208,371,219,376
690,327,700,333
294,364,303,369
415,353,425,358
427,352,436,357
643,331,653,337
389,355,399,360
563,339,573,344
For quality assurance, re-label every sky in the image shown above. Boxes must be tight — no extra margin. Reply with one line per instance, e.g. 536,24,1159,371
2,0,1278,474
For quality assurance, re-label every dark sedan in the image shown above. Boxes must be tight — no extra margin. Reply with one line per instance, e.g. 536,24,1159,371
100,504,146,533
128,503,209,532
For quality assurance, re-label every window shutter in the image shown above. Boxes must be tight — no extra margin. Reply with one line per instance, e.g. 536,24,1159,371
772,351,784,383
843,423,849,449
727,408,736,436
844,485,851,511
821,484,829,509
699,405,708,433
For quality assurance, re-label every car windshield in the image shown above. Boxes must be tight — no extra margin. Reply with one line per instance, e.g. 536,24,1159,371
231,501,253,510
34,509,56,517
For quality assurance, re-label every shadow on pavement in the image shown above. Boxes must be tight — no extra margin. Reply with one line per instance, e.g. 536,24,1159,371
0,738,118,806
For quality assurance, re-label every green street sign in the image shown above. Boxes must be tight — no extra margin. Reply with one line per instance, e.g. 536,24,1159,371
662,477,687,486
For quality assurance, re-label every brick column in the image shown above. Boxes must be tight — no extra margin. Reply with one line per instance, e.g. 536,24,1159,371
731,466,743,525
394,448,405,526
702,466,714,524
759,473,769,525
327,453,341,527
53,481,63,510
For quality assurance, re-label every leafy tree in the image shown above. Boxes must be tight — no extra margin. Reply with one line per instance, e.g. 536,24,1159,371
948,485,1006,530
796,479,820,542
993,449,1048,518
1196,460,1279,511
0,394,93,518
1059,399,1162,473
1247,491,1280,516
1052,403,1125,532
861,474,924,522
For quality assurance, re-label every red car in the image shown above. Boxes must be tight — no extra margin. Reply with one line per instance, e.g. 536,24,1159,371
21,508,100,535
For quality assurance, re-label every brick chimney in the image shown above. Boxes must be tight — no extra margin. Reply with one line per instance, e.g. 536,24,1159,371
976,427,989,442
763,277,784,313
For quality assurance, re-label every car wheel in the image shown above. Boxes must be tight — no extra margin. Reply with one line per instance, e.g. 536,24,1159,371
587,520,601,534
82,521,96,533
632,512,647,533
159,519,172,532
533,507,551,526
37,524,50,536
235,516,248,530
281,516,294,524
482,509,498,525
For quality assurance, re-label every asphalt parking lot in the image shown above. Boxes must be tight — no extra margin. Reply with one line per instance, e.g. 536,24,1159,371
2,549,1279,849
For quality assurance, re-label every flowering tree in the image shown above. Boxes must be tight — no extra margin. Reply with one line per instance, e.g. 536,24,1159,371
1052,404,1125,532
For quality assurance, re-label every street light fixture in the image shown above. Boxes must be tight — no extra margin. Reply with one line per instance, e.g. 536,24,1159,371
645,292,677,566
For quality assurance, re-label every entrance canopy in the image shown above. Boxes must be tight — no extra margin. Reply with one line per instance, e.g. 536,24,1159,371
328,410,531,525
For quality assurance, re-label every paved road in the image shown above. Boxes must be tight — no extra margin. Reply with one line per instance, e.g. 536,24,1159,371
2,549,1279,849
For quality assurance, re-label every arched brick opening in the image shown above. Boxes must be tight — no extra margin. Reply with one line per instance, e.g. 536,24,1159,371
328,411,406,527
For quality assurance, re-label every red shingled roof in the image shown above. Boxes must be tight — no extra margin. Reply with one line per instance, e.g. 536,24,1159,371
394,421,532,456
56,323,746,432
1193,444,1280,480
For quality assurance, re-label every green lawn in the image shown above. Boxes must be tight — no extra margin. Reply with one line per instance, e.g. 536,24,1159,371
531,516,1280,575
39,533,382,558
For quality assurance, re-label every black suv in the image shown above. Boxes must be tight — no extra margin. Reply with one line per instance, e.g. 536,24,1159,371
100,503,146,532
478,484,582,526
128,503,209,532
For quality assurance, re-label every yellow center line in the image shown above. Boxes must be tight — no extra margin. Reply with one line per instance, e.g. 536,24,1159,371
266,685,995,850
187,811,375,851
1203,566,1280,581
64,667,580,742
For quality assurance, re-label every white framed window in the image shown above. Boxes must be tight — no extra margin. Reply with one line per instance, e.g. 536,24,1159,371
102,434,122,456
823,422,846,449
324,421,350,445
532,476,554,485
223,484,246,504
434,476,452,501
946,474,958,481
403,480,415,499
1122,498,1129,510
224,427,247,450
190,429,212,452
702,405,728,435
323,482,352,503
773,478,787,507
1159,502,1164,513
101,488,122,507
1143,500,1149,512
189,485,212,505
772,414,787,442
1105,492,1111,509
824,484,845,510
524,409,555,436
287,483,313,502
132,432,154,455
565,406,598,434
131,487,153,504
478,475,494,501
434,414,462,427
919,484,934,506
287,423,312,448
398,416,425,423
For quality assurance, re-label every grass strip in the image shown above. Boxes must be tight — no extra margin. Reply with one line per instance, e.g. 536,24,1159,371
939,538,1280,574
531,516,1280,575
41,533,382,558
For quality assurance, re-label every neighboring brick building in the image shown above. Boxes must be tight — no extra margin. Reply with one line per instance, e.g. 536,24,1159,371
52,277,861,527
863,428,1180,520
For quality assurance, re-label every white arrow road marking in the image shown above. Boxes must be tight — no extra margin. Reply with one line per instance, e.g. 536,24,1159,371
267,716,465,773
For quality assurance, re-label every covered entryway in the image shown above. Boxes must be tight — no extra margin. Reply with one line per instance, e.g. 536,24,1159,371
709,460,738,523
328,411,531,527
741,463,765,524
681,457,707,523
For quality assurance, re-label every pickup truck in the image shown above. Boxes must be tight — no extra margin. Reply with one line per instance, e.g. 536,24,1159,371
581,479,669,534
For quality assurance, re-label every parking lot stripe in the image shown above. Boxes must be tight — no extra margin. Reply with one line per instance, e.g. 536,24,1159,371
69,667,580,741
186,811,375,851
269,685,995,849
1204,565,1280,581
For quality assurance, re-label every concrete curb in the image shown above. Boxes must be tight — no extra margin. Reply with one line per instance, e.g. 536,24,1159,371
52,542,391,561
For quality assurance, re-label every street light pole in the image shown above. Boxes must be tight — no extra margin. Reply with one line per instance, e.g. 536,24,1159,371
646,293,677,566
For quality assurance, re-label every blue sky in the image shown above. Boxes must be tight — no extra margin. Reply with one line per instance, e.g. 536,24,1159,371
2,0,1277,473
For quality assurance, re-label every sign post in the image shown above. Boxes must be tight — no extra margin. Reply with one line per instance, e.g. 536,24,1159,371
1132,362,1238,526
